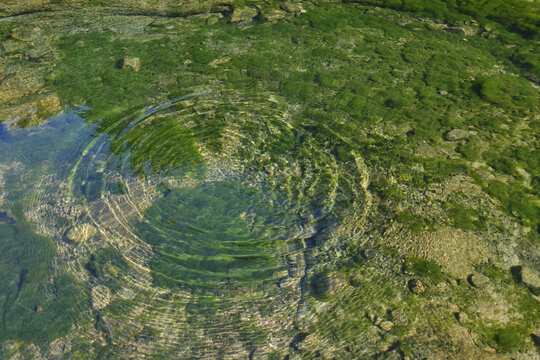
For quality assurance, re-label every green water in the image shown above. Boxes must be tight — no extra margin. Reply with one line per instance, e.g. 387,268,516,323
136,182,295,288
0,1,539,358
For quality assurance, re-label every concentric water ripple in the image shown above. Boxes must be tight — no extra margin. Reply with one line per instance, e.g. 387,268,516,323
26,86,371,356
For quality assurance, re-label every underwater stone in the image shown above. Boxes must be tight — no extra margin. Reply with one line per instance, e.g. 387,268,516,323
468,273,490,288
520,266,540,295
229,7,258,23
445,129,471,141
281,1,303,13
91,285,111,310
121,57,140,72
324,272,347,295
390,309,408,326
35,94,62,119
66,223,97,243
11,27,41,42
379,321,394,332
0,93,61,127
262,9,287,22
408,279,425,294
0,68,44,107
205,13,223,25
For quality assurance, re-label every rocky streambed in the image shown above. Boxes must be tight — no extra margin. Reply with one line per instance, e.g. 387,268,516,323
0,1,538,359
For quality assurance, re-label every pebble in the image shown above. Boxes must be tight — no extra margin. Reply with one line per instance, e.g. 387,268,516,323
445,129,471,141
468,273,490,288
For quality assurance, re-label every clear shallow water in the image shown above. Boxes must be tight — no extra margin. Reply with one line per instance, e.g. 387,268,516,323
1,4,538,358
0,88,367,356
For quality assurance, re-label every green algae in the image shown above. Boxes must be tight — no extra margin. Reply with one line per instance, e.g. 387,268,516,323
85,247,129,292
403,257,444,284
477,74,538,110
136,182,294,288
0,0,538,357
0,205,87,343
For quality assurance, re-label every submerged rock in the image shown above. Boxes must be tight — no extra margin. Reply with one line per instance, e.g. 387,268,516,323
120,57,140,72
0,93,62,127
281,1,303,13
92,285,111,310
519,266,540,295
66,223,97,243
445,129,471,141
468,273,490,288
230,7,258,23
408,279,425,294
379,321,394,332
262,8,287,22
390,308,408,326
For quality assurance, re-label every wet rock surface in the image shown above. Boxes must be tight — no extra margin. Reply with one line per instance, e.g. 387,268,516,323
229,7,258,23
518,266,540,296
66,223,97,243
445,129,471,141
469,273,490,288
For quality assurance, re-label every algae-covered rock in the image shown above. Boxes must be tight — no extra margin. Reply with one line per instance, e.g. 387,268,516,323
0,93,62,127
0,0,235,17
445,129,471,141
120,57,140,72
281,1,303,13
379,321,393,332
262,9,287,22
0,0,52,17
91,285,111,310
390,308,408,326
520,266,540,295
0,69,44,107
468,273,490,288
229,7,258,23
408,278,425,294
35,93,62,119
311,271,347,297
66,223,97,243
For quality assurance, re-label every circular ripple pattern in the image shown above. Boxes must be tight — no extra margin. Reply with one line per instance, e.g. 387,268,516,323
137,182,298,288
56,86,371,357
